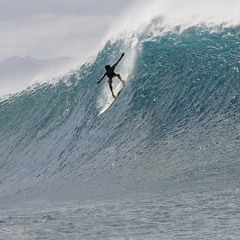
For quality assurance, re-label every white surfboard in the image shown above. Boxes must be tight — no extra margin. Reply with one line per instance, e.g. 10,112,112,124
98,83,124,115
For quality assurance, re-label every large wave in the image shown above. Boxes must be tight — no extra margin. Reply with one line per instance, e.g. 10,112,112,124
1,15,240,206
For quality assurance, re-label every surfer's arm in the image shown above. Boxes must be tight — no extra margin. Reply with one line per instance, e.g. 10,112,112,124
112,53,125,68
97,73,107,83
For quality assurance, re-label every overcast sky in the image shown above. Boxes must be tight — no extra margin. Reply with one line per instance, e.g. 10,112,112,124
1,0,239,63
1,0,239,96
0,0,138,62
2,0,239,63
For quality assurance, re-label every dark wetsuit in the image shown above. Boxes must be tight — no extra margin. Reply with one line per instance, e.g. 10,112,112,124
97,53,125,97
106,66,117,81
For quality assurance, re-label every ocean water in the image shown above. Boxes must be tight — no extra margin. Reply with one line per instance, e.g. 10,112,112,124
1,17,240,239
1,191,240,239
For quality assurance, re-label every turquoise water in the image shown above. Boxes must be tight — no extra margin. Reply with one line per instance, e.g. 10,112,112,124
1,23,240,239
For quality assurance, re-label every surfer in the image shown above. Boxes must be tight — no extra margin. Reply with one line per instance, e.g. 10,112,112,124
97,53,125,98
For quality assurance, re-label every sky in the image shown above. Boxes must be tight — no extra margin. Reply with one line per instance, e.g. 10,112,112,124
1,0,240,96
0,0,138,62
1,0,240,63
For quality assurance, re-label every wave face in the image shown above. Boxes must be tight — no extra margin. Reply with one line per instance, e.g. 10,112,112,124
1,23,240,205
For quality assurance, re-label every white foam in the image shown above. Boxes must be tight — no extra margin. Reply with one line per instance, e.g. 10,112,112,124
104,0,240,41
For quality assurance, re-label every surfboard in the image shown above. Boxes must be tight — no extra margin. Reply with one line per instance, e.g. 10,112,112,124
98,83,124,115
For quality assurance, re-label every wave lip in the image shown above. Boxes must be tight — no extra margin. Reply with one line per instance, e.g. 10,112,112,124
105,0,240,41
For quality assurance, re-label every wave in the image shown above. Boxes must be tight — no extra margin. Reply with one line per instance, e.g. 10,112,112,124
1,20,240,205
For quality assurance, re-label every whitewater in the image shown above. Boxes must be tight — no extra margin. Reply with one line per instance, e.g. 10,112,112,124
1,1,240,239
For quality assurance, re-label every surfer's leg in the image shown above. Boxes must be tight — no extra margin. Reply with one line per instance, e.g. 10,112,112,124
108,79,115,98
109,83,116,98
116,73,125,84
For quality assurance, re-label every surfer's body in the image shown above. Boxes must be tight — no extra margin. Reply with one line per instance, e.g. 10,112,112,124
97,53,125,98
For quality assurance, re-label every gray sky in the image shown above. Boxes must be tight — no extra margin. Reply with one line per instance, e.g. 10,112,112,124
0,0,137,62
1,0,239,96
2,0,239,63
0,0,240,61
